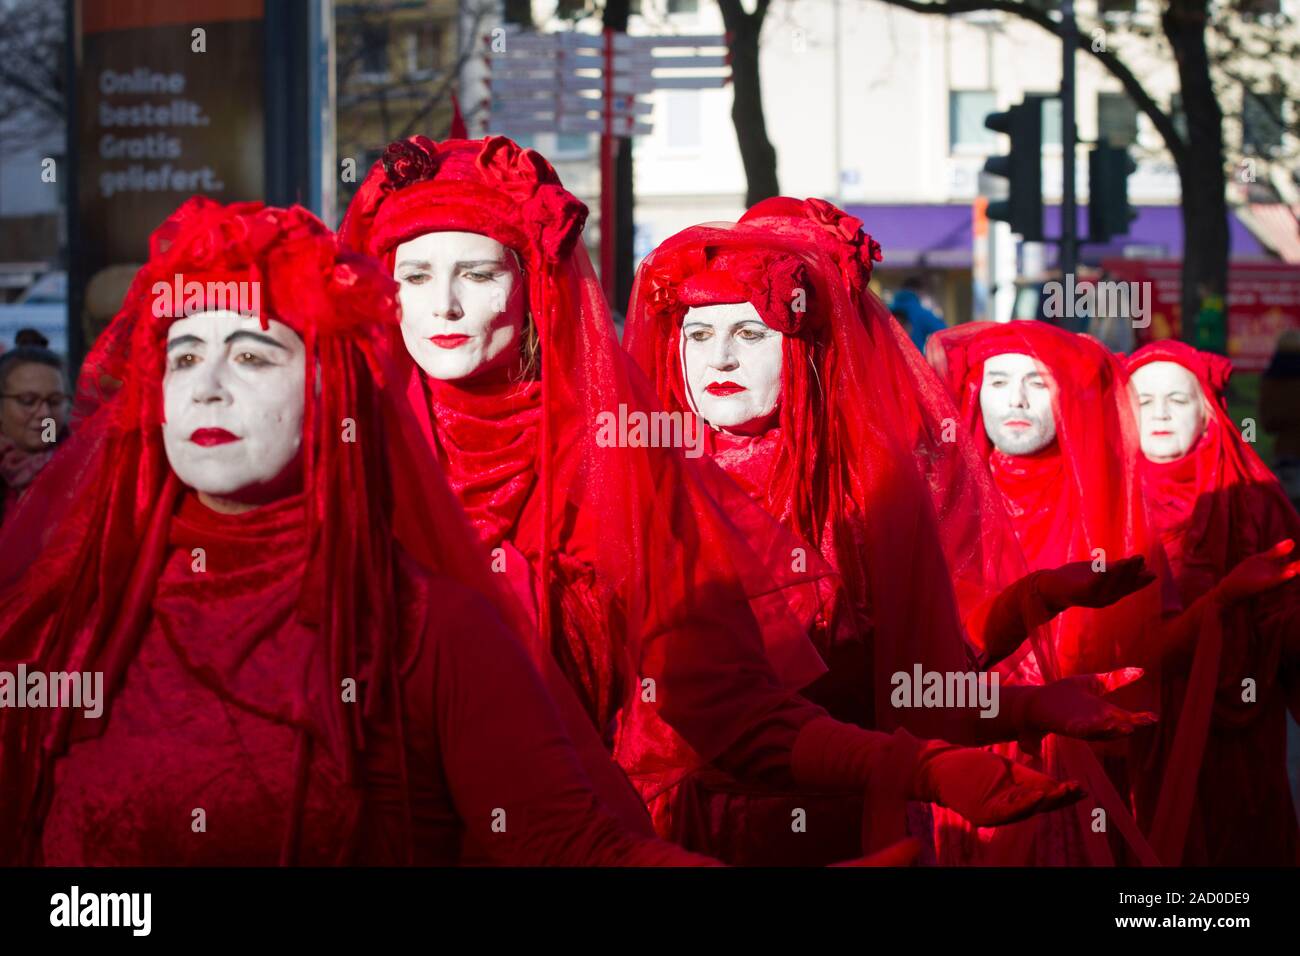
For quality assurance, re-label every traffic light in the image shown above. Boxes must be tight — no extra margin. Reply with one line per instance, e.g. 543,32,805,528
983,97,1044,241
1088,143,1138,243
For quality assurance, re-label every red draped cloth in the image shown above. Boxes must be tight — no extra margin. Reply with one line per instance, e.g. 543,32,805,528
0,199,714,867
37,491,714,866
624,200,1083,865
928,321,1171,864
1127,340,1300,865
341,137,909,865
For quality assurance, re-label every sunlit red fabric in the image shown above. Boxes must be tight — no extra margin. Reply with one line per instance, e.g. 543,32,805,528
625,198,1092,864
1126,340,1300,864
927,321,1166,679
339,137,843,837
0,198,687,865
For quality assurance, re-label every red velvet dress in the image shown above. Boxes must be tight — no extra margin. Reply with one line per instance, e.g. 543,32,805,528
37,493,715,866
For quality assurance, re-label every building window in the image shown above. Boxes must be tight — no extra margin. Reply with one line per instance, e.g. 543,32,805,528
1242,88,1284,155
1098,0,1137,14
357,23,390,82
949,90,997,151
405,22,444,79
1040,97,1063,146
1098,92,1138,147
668,0,700,12
665,90,702,149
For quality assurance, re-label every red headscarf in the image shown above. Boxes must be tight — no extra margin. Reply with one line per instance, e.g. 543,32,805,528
0,199,535,862
927,321,1166,680
1125,340,1300,864
339,137,831,780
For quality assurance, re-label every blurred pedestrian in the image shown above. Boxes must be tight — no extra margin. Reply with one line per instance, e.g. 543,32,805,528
0,328,68,524
889,276,946,352
1260,329,1300,508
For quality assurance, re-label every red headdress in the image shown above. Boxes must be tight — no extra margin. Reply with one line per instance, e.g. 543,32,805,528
0,198,519,863
927,320,1166,680
339,138,832,788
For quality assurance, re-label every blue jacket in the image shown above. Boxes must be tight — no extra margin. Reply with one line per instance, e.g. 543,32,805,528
889,289,947,352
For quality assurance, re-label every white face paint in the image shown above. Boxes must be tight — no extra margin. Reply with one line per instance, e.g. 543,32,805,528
979,351,1058,456
161,311,306,502
393,231,526,382
1131,360,1207,462
680,302,783,434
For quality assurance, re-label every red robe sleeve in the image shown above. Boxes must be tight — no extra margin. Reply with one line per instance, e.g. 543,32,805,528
428,584,720,866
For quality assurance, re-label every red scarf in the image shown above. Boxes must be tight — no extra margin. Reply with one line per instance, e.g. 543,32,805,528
423,371,542,551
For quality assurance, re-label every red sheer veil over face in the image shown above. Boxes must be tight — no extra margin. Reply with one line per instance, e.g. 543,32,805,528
624,197,1042,739
1126,340,1300,709
339,136,832,775
926,320,1165,678
0,198,510,863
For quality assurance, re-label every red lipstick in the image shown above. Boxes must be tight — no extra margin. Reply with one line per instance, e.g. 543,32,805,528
705,381,746,396
430,334,470,349
190,428,239,447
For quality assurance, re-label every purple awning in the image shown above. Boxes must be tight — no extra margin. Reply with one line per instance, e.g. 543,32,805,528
845,204,973,269
1042,204,1269,265
845,203,1273,271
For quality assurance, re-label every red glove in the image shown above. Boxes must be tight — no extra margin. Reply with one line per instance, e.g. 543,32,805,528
910,739,1084,828
976,556,1155,671
1035,555,1157,614
1216,539,1300,605
1018,669,1158,743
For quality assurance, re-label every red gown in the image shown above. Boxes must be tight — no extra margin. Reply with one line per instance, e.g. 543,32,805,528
1127,341,1300,865
38,492,715,866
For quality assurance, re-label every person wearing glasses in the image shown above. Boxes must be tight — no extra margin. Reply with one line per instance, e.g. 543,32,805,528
0,328,68,524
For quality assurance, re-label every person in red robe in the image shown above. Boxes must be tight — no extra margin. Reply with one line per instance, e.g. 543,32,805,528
338,136,1085,865
623,197,1173,866
927,320,1300,864
0,198,738,866
1126,340,1300,865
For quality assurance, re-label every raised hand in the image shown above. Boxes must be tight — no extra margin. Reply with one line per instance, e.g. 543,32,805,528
1216,539,1300,605
911,741,1084,828
1021,669,1158,742
1035,555,1157,614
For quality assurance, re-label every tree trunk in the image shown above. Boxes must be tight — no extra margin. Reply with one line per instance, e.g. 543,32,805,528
1164,0,1229,350
718,0,780,207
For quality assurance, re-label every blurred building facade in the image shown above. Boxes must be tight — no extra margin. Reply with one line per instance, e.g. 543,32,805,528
460,0,1298,322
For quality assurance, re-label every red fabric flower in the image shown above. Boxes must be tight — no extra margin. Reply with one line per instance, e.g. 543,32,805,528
383,136,440,189
803,197,882,288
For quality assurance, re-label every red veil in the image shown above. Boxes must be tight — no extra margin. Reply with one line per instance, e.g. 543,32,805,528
624,198,1045,737
0,199,538,863
624,199,1112,864
926,321,1166,680
1126,340,1300,863
338,136,832,799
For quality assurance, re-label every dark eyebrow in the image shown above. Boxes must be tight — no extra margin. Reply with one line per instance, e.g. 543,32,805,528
225,330,288,351
167,334,203,351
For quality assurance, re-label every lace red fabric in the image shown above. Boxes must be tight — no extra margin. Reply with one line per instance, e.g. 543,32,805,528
339,137,837,823
1126,340,1300,864
0,198,689,865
